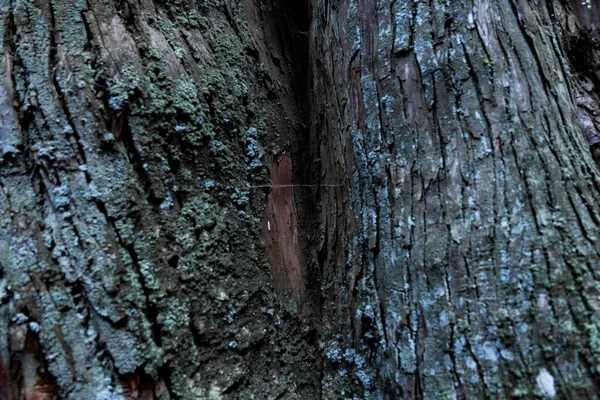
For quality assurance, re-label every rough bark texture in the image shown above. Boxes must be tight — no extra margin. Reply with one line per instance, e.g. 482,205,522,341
3,0,600,399
0,0,319,398
311,0,600,398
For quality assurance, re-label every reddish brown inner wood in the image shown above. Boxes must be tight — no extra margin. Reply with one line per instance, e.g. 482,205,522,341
263,153,305,301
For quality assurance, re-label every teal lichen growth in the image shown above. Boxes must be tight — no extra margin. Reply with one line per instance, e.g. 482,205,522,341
172,75,201,115
224,307,237,324
148,45,168,64
322,336,375,396
231,187,249,208
326,341,343,362
107,65,140,111
156,12,186,60
585,322,600,372
203,180,215,191
244,127,263,175
174,194,232,280
158,297,190,333
354,369,372,389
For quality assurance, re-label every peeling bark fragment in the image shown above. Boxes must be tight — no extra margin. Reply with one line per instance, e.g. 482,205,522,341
263,153,305,301
118,373,155,400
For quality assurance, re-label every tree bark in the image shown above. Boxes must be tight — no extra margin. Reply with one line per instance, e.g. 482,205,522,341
311,0,600,398
0,0,318,398
2,0,600,399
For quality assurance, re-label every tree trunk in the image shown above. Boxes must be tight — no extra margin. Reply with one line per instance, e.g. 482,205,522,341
0,0,319,398
2,0,600,399
311,0,600,398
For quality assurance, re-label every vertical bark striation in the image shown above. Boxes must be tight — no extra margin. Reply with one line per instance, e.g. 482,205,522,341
312,0,600,398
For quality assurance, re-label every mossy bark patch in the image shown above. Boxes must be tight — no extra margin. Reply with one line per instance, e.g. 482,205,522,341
0,0,319,397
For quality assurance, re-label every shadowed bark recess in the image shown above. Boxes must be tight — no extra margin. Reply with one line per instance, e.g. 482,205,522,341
310,0,600,398
560,1,600,166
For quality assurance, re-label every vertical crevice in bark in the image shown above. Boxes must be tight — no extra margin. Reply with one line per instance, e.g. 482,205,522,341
252,0,325,319
263,153,306,300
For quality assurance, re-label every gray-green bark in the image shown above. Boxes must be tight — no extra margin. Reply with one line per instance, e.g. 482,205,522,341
311,0,600,398
0,0,318,398
2,0,600,399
